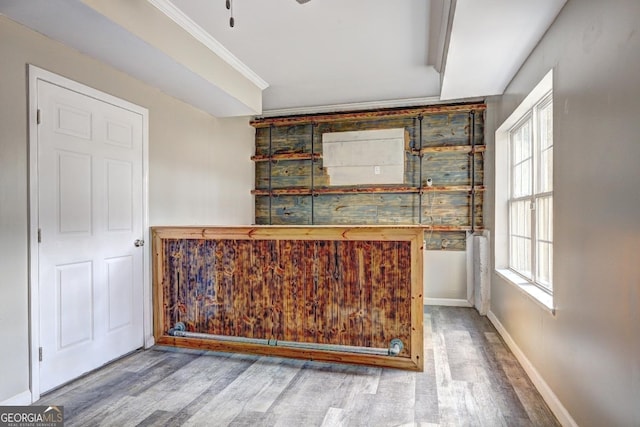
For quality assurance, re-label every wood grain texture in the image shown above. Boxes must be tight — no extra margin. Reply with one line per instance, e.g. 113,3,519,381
251,103,486,128
254,190,484,235
152,226,424,371
252,106,485,248
37,307,559,427
252,185,486,195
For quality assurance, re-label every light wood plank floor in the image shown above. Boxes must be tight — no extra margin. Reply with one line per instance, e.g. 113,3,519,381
36,307,559,426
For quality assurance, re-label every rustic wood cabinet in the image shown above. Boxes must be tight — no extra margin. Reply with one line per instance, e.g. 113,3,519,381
152,225,424,371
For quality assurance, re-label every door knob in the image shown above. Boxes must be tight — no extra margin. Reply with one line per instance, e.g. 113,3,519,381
134,239,145,247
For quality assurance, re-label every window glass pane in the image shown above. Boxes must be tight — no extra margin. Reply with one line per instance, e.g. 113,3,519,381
512,127,521,162
510,236,532,278
512,120,532,164
510,200,532,278
512,161,531,197
510,200,531,238
537,241,553,290
511,119,532,197
523,121,532,159
539,101,553,150
536,195,553,289
538,99,553,194
536,196,553,241
540,146,553,193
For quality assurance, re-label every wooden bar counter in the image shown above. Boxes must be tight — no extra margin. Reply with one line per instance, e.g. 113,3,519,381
152,226,424,371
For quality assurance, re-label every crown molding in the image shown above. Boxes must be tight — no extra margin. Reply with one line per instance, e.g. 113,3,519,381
147,0,269,90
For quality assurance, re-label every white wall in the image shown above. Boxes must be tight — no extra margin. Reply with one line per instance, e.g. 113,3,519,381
149,106,254,226
424,250,468,304
485,1,640,425
0,16,254,404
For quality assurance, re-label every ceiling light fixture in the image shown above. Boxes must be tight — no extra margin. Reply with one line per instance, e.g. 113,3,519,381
225,0,311,28
225,0,234,27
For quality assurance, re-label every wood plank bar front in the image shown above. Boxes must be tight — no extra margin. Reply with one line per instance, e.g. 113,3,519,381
152,226,424,371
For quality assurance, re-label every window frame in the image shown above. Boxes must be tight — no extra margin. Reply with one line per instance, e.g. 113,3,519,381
507,91,553,294
494,69,554,313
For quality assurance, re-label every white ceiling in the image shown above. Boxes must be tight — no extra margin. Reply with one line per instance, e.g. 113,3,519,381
167,0,441,112
441,0,567,100
0,0,567,117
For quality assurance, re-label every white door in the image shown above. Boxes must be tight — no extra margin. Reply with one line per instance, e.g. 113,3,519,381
37,79,144,392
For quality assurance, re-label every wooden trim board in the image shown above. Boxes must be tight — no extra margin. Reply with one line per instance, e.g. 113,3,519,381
251,102,486,127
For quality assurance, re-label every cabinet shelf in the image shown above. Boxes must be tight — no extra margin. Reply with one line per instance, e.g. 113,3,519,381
412,144,486,155
420,225,483,231
251,145,486,163
250,102,486,128
251,152,322,162
251,185,485,196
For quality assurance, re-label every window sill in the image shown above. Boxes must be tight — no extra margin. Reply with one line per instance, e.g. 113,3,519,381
496,269,555,315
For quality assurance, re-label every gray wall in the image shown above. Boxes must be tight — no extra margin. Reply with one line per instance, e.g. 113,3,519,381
485,1,640,425
0,16,255,403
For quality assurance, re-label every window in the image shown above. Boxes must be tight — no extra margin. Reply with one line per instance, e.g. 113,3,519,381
508,94,553,292
495,70,554,311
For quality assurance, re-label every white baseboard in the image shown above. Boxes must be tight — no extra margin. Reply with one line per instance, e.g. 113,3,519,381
145,335,155,349
1,390,32,406
487,310,578,427
424,298,472,307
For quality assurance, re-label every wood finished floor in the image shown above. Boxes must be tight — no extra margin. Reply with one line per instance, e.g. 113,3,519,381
36,307,559,426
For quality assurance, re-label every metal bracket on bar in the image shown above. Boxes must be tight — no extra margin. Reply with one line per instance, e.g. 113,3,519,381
268,124,274,225
388,338,404,356
417,115,424,224
168,323,404,357
469,111,476,233
310,122,316,225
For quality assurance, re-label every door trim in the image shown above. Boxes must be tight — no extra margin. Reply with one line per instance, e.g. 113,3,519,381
28,65,151,402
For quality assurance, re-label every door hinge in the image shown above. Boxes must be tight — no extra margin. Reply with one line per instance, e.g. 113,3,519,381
39,347,43,362
38,228,42,243
37,109,41,125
